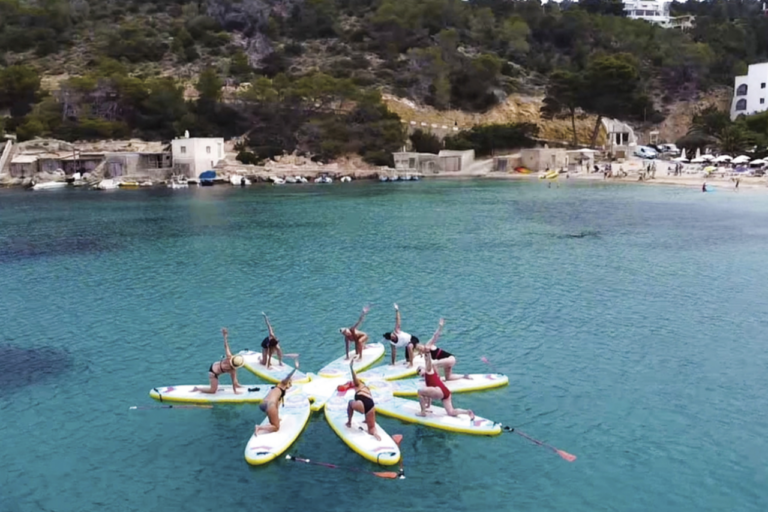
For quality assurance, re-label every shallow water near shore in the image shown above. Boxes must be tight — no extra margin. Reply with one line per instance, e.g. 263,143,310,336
1,180,767,512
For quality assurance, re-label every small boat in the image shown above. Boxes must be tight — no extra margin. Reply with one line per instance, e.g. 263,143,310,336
340,176,352,183
95,179,119,190
119,181,140,188
229,175,251,186
379,176,389,182
297,176,308,183
269,175,285,185
314,175,333,184
284,176,297,184
199,170,216,187
140,181,153,187
167,176,188,189
31,181,68,190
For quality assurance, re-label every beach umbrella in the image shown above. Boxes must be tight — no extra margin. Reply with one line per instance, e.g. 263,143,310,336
691,157,706,163
672,156,688,162
701,154,714,161
695,147,701,160
749,159,766,165
714,155,732,163
732,155,750,164
680,148,687,161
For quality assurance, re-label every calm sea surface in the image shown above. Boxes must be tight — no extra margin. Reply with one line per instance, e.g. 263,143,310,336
1,180,766,512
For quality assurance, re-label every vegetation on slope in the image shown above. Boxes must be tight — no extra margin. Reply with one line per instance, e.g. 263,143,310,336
2,0,768,160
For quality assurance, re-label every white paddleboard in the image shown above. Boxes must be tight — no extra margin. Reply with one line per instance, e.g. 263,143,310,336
317,342,385,379
239,350,310,384
244,390,311,465
301,374,347,412
373,390,501,436
149,385,269,404
324,389,400,466
390,374,509,397
357,353,426,381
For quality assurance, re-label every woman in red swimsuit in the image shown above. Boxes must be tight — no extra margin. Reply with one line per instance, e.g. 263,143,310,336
416,336,475,420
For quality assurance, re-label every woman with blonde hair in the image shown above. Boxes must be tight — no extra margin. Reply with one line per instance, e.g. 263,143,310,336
192,328,245,394
255,360,300,435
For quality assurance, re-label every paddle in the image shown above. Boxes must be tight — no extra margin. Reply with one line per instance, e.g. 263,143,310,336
502,426,576,462
480,356,502,374
129,404,213,410
286,434,405,479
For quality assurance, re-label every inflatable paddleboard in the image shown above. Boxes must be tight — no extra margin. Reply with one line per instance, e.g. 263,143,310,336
390,373,509,397
317,342,385,379
324,389,400,465
239,350,310,384
301,373,346,412
373,389,501,436
357,353,425,381
149,385,269,404
244,390,311,465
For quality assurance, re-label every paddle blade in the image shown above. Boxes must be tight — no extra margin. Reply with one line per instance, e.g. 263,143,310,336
391,434,403,444
373,471,400,479
481,356,489,363
557,450,577,462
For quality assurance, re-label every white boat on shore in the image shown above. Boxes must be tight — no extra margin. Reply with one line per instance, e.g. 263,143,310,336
95,179,119,190
31,181,68,190
284,176,297,184
340,176,352,183
314,175,333,184
269,175,286,185
167,176,188,189
229,175,251,186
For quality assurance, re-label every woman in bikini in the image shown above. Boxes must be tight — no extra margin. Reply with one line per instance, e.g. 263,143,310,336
416,318,471,381
260,312,284,369
383,303,420,366
416,348,474,420
339,305,370,361
192,328,245,394
255,361,300,435
346,360,381,440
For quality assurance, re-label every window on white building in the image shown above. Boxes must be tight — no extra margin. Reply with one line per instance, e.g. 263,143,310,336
761,98,765,104
206,146,211,154
180,146,186,154
762,83,766,89
736,99,747,111
737,84,748,96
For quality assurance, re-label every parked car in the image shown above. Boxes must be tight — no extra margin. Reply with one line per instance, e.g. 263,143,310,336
657,143,680,156
634,146,658,159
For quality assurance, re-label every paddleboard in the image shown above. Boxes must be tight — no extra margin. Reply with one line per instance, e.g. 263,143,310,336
357,353,425,381
324,389,401,466
317,342,385,379
301,373,347,412
149,385,269,404
244,390,311,465
373,389,501,436
239,350,310,384
390,373,509,397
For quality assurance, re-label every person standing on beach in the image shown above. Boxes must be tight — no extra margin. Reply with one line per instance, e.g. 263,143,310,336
339,305,371,361
383,303,420,366
735,178,740,190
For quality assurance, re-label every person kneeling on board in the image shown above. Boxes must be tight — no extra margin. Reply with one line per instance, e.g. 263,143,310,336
255,361,300,436
346,360,381,441
260,312,284,369
415,318,471,381
383,303,420,367
417,350,474,420
339,305,371,361
192,328,245,394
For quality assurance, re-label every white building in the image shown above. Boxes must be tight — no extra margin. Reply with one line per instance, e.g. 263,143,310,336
171,133,225,178
623,1,694,29
730,62,768,120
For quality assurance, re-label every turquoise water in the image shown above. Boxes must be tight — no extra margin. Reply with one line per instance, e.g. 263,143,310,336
1,180,767,512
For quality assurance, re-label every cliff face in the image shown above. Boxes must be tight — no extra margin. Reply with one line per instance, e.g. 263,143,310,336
383,94,606,146
650,88,732,143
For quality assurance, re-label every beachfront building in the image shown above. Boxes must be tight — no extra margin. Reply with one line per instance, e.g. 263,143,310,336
602,119,638,159
171,134,225,178
393,152,441,174
730,62,768,120
438,150,475,172
520,148,568,172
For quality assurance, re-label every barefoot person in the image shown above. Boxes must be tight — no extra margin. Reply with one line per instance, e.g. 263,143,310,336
416,318,470,381
416,351,474,420
260,312,284,369
255,361,299,435
345,360,381,440
383,303,420,366
340,305,371,361
192,328,245,394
